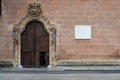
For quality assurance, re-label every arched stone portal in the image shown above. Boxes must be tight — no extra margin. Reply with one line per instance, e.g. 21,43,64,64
13,2,57,67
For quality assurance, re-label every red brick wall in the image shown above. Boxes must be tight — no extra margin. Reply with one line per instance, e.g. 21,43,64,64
0,0,120,63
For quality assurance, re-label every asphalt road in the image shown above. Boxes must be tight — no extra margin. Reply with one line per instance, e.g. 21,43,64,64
0,73,120,80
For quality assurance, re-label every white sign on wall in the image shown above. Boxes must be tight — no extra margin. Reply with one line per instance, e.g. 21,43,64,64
75,25,91,39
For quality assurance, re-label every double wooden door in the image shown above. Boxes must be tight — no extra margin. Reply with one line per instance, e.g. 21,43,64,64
21,21,49,67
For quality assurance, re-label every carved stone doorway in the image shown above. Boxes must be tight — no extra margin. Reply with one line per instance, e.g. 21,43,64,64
13,2,57,67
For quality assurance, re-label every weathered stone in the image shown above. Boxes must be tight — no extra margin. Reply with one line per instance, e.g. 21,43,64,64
0,61,13,67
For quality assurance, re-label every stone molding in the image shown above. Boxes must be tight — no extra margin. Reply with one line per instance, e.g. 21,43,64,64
13,2,57,67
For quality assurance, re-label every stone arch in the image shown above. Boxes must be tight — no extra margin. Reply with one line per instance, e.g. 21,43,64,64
13,2,57,67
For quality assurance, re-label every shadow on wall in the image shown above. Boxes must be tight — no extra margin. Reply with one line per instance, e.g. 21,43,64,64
0,61,13,67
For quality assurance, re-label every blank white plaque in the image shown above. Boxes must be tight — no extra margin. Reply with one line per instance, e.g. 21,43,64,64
75,25,91,39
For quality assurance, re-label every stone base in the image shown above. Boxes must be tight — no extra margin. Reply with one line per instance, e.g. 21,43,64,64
47,65,65,71
57,60,120,66
0,61,13,67
18,65,23,69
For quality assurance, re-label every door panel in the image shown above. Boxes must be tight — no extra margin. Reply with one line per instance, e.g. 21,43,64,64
35,21,49,66
21,51,33,67
21,21,49,67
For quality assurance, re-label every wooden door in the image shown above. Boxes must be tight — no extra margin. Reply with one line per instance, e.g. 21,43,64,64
21,21,49,67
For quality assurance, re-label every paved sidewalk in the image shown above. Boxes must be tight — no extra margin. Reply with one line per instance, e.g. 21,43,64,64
1,66,120,74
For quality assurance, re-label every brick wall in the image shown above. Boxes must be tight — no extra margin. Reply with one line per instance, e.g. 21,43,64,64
0,0,120,63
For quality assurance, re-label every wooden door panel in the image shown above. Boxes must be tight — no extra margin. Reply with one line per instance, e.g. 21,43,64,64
21,22,34,67
21,51,33,67
21,21,49,67
35,22,49,66
35,22,49,52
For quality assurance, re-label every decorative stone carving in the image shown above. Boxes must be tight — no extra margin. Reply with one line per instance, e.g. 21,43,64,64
13,25,20,45
13,2,57,67
49,27,56,43
28,2,42,18
13,25,20,32
49,27,56,51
